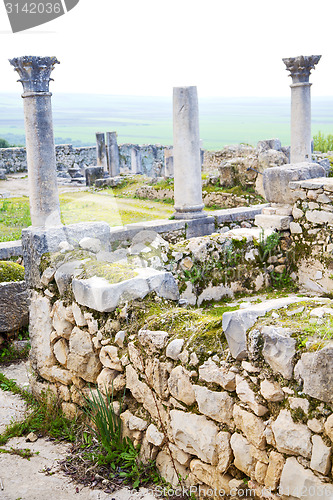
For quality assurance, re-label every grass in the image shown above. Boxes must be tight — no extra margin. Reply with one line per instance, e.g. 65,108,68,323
313,131,333,153
0,327,30,365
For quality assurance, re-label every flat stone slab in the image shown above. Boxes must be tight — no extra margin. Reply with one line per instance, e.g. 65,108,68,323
0,280,29,334
263,162,326,204
222,297,311,360
73,266,179,312
255,214,292,231
222,227,274,241
0,240,22,260
0,390,27,434
289,176,333,192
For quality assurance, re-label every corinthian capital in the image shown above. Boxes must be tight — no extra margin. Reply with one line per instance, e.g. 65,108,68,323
9,56,60,93
282,55,321,84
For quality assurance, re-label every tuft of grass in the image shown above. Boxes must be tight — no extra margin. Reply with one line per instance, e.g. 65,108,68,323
313,131,333,153
0,447,36,460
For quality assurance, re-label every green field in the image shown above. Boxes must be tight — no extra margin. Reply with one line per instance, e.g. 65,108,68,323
1,93,333,150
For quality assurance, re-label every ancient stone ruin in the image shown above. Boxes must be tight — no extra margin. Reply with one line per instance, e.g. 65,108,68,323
2,54,333,499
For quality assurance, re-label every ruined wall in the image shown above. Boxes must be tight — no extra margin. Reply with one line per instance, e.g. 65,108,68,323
0,143,166,177
20,206,333,498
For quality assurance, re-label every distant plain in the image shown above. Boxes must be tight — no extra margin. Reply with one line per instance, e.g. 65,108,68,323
0,94,332,150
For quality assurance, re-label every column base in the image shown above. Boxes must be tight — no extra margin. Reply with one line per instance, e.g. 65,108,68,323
173,204,207,220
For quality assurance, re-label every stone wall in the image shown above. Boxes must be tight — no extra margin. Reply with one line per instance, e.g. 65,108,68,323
25,224,333,498
0,143,166,177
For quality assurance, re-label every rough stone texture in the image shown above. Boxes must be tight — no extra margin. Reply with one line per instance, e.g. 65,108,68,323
216,431,233,473
53,338,69,366
279,456,333,499
0,280,28,333
271,410,312,458
235,376,268,416
97,368,125,395
168,366,195,405
198,358,236,391
222,297,301,360
169,410,219,465
310,435,331,475
260,326,296,379
194,385,234,426
230,433,255,476
99,345,123,371
73,267,179,313
233,404,266,449
294,347,333,403
263,162,325,204
264,451,285,490
137,329,168,353
67,327,101,383
165,339,184,360
156,451,189,489
190,459,232,493
260,379,284,402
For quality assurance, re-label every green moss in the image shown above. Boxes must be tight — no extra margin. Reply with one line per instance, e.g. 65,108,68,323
0,261,25,282
80,261,138,284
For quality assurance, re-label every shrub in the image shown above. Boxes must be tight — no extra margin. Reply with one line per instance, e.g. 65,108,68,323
0,261,25,282
313,132,333,153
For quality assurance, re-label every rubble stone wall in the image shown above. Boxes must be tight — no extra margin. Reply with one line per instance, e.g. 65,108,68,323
0,144,166,177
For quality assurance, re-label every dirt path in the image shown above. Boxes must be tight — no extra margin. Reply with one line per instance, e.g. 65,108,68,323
0,362,157,500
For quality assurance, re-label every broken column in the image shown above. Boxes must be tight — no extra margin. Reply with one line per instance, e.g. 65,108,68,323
173,86,205,219
131,146,142,174
9,56,61,227
283,55,321,163
106,131,120,177
96,132,108,172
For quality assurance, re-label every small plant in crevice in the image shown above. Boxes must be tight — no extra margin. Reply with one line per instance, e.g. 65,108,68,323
81,387,159,489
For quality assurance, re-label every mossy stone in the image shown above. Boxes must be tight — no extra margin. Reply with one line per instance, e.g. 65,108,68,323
0,261,25,282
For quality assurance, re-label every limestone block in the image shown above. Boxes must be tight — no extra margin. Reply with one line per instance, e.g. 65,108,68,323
194,385,234,426
61,403,78,420
84,312,98,335
156,451,190,488
271,410,312,458
255,461,268,484
307,418,324,434
236,376,268,416
190,459,232,493
233,404,266,449
324,414,333,442
306,209,333,225
54,260,83,296
127,342,144,372
289,397,309,414
230,433,255,476
49,366,72,385
255,214,292,231
279,457,333,499
0,281,28,334
292,206,304,219
166,339,184,360
137,329,169,353
263,162,325,204
69,327,93,356
168,366,195,405
120,410,146,446
290,221,303,234
51,300,73,339
216,431,233,473
145,358,169,399
138,435,158,465
67,352,101,383
294,347,333,403
99,345,123,371
79,237,101,253
29,292,56,375
264,451,285,490
260,379,284,402
146,424,165,447
115,330,125,347
198,358,236,391
126,365,168,423
222,297,301,360
53,338,69,366
310,435,331,475
261,326,296,379
72,301,87,327
168,443,191,467
96,368,125,395
72,267,179,313
169,409,219,465
58,384,70,402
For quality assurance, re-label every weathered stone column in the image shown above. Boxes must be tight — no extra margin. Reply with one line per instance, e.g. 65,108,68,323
173,86,205,219
131,146,142,174
106,131,120,177
96,132,108,172
283,55,321,163
9,56,61,227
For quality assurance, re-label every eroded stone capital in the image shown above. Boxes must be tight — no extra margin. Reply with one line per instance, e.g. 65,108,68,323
9,56,59,93
282,55,321,83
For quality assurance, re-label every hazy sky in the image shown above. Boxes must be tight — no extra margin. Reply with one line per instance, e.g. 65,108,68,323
0,0,332,97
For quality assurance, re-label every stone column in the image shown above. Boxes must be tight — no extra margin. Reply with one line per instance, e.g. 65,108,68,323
106,131,120,177
283,55,321,163
173,86,205,219
96,132,108,172
9,56,62,227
